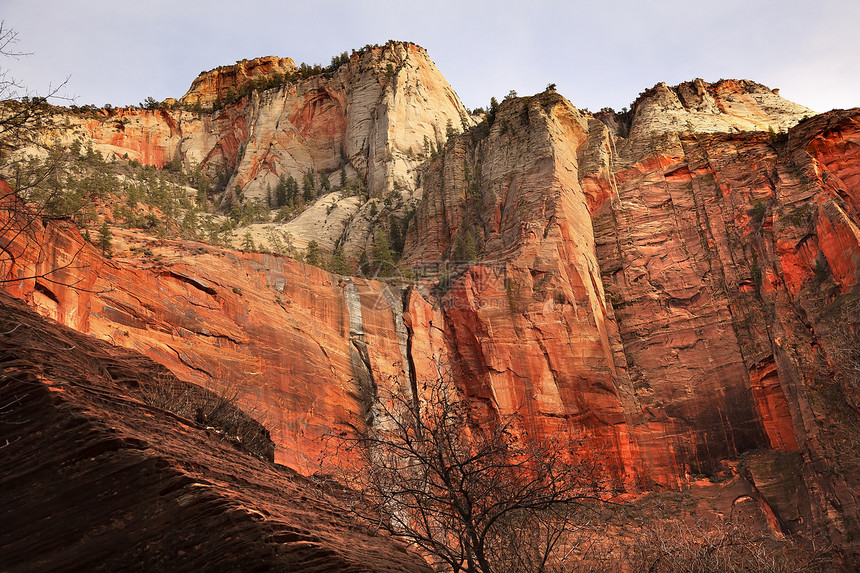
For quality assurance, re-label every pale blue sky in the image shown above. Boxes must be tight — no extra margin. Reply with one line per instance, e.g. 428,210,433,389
2,0,858,113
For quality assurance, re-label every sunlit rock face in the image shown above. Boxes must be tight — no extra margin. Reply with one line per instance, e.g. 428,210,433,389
3,66,859,557
0,189,409,474
49,44,471,202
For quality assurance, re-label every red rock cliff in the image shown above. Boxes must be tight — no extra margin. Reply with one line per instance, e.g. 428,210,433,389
3,75,859,556
402,85,859,552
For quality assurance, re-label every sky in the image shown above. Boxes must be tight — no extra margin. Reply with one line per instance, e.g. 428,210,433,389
2,0,858,114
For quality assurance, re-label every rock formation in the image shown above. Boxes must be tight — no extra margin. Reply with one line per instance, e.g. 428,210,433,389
404,84,858,552
28,42,471,257
2,50,859,567
180,56,299,110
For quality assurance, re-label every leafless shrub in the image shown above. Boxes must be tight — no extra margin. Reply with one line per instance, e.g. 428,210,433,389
624,518,837,573
139,372,274,462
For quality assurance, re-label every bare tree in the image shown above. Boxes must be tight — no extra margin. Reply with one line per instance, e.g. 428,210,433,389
323,361,608,573
0,21,69,162
0,21,88,289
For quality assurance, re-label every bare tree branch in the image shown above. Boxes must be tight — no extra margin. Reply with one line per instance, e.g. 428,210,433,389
0,23,99,295
320,359,610,573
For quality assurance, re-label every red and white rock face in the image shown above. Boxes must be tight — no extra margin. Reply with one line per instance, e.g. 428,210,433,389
42,43,470,203
3,66,860,555
180,56,299,110
31,43,472,259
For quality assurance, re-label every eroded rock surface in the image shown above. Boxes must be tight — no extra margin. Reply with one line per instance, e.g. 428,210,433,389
26,43,470,257
0,292,431,572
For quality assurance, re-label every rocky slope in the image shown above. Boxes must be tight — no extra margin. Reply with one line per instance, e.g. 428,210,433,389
0,291,430,572
2,58,859,565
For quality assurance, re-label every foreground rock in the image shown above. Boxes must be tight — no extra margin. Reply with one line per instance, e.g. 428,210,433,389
0,292,430,572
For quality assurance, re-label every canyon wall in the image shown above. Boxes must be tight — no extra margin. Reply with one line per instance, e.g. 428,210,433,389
401,83,858,548
3,70,859,555
402,85,859,548
0,183,422,474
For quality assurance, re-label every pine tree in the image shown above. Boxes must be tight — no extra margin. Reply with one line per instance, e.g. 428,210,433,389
98,222,112,257
305,240,321,266
302,170,315,202
464,230,477,260
328,245,351,275
275,175,288,207
358,249,369,275
372,228,394,265
241,231,255,252
286,175,298,205
487,97,500,126
388,214,404,257
182,209,198,238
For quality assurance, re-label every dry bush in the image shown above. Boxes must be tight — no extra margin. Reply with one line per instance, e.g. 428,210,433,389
139,372,274,462
624,518,837,573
